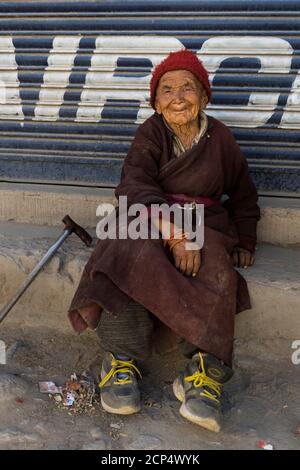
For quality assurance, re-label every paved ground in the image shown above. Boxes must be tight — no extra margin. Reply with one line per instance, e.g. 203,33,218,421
0,323,299,450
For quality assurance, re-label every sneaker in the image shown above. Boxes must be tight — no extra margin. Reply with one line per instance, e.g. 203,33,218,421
99,352,142,415
173,352,233,432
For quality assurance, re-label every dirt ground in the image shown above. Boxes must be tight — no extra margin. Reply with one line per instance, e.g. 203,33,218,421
0,324,299,450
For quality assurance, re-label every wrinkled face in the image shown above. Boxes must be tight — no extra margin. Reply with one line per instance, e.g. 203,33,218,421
155,70,208,127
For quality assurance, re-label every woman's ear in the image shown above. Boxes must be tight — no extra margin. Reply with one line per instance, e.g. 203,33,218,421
155,100,162,114
201,92,208,110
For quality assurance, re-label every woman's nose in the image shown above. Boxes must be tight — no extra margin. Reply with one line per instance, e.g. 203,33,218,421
172,88,184,101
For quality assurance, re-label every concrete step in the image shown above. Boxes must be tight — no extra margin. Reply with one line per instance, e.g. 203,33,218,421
0,222,299,360
0,182,299,246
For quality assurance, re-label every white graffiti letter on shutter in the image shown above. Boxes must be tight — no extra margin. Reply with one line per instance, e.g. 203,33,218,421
0,37,24,120
280,73,300,129
33,36,81,121
198,36,293,127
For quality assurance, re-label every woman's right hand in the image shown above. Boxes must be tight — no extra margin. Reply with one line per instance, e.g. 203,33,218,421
172,240,201,277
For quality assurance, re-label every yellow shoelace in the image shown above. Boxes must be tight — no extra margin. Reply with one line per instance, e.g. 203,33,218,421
184,353,222,404
99,354,142,388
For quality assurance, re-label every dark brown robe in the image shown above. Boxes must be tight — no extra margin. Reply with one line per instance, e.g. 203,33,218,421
68,113,260,366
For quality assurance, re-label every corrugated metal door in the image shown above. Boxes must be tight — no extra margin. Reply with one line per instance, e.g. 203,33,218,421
0,0,299,196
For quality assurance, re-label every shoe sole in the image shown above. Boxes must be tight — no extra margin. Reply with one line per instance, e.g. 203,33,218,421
173,377,185,402
101,395,141,415
173,378,221,433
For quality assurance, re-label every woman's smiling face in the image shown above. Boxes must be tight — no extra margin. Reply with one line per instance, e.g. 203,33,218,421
155,70,208,127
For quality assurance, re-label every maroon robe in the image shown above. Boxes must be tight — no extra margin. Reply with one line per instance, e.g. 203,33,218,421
68,113,260,366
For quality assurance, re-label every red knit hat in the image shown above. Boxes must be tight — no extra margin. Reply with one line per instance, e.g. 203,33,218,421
150,49,211,109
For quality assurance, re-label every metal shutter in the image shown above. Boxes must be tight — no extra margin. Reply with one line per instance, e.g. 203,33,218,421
0,0,299,196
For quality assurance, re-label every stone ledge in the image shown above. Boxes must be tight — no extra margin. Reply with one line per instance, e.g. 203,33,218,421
0,222,299,351
0,182,299,246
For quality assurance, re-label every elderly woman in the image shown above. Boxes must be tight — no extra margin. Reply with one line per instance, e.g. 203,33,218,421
68,49,260,433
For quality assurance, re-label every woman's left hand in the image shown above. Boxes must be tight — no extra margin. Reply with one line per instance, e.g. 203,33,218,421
231,247,255,268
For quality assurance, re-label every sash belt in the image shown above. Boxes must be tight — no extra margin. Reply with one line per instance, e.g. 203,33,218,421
165,193,221,208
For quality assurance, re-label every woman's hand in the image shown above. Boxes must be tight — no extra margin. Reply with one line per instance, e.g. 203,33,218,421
172,240,201,277
231,247,255,268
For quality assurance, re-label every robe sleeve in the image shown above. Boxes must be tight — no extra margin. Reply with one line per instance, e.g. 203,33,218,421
222,128,260,253
115,123,168,207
